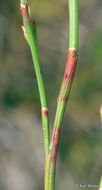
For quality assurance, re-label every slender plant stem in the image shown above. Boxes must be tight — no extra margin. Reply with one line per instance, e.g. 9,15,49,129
69,0,78,50
20,0,50,159
100,106,102,124
99,177,102,190
99,106,102,190
45,0,79,190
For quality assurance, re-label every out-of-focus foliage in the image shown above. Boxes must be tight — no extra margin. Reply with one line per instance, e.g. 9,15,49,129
0,0,102,190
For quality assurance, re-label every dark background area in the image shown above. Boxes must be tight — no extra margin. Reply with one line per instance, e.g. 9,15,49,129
0,0,102,189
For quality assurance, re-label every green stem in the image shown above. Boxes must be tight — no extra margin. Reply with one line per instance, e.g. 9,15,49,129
69,0,78,50
99,107,102,190
45,0,79,189
99,177,102,190
100,106,102,123
20,1,50,159
28,27,50,158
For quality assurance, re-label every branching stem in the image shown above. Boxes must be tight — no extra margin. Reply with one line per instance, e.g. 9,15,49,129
20,0,79,190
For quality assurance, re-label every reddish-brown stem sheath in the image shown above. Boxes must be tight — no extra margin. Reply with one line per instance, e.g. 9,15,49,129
58,48,78,102
65,49,78,80
42,108,48,119
20,3,29,25
51,127,61,163
49,48,78,164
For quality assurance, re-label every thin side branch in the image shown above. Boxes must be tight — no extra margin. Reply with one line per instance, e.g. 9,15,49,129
20,0,50,158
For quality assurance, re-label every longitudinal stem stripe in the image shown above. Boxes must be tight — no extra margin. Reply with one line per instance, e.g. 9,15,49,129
45,0,79,189
20,1,50,158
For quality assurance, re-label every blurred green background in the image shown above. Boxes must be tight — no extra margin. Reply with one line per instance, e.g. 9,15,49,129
0,0,102,190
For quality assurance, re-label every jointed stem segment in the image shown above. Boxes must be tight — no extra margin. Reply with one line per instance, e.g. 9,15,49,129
45,48,78,190
20,0,50,159
45,0,79,189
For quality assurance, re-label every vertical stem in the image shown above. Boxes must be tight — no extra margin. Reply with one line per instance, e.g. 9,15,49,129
100,106,102,124
28,29,50,158
99,177,102,190
69,0,78,50
99,106,102,190
45,0,79,190
20,0,50,159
